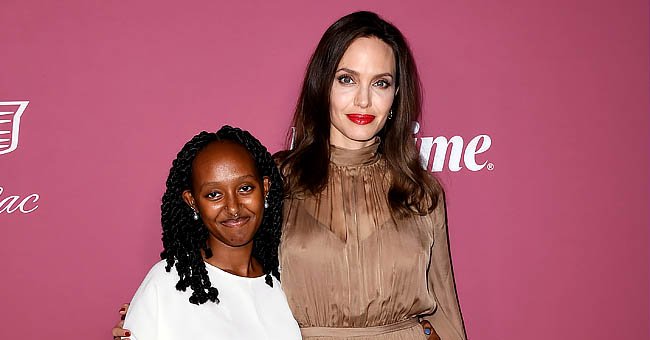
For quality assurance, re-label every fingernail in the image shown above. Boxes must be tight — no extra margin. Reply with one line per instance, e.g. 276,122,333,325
424,328,432,335
125,331,131,336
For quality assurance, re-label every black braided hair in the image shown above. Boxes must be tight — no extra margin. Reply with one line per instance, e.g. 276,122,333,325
159,125,283,305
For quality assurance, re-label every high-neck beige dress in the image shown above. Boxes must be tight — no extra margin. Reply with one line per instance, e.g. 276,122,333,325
280,142,467,340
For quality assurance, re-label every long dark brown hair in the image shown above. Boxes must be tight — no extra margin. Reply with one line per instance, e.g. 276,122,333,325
279,11,441,217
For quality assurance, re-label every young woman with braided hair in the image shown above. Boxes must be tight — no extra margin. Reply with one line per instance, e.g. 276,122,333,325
120,126,300,340
115,11,467,340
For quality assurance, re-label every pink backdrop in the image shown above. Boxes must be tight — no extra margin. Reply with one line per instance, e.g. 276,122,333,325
1,0,648,339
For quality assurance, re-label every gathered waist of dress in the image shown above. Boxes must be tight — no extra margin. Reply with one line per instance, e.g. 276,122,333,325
299,318,420,337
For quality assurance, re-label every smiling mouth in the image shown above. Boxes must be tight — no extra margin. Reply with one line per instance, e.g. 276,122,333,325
346,114,375,125
220,217,250,228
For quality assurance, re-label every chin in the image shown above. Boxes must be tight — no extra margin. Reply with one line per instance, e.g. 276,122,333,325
331,120,382,146
226,239,255,248
345,131,378,143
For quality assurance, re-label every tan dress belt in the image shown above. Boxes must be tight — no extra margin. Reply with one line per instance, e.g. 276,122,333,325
300,318,420,337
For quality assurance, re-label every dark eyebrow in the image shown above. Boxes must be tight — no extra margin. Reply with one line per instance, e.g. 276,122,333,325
233,175,257,181
199,175,257,188
336,67,394,79
336,68,359,76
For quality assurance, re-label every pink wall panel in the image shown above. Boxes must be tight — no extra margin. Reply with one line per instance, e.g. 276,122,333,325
1,0,647,339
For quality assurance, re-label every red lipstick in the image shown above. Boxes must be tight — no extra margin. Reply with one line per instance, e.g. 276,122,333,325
346,114,375,125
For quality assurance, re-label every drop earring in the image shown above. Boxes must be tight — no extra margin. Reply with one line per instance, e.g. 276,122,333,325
388,110,394,120
192,208,199,221
264,195,269,209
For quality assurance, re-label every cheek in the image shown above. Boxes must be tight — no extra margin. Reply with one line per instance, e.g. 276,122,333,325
196,200,221,216
243,195,265,213
330,86,355,114
372,89,395,113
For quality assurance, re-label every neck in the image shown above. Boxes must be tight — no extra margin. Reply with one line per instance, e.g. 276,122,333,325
203,240,261,278
331,138,379,150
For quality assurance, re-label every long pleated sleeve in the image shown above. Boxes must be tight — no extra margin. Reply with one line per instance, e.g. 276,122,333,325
421,192,467,340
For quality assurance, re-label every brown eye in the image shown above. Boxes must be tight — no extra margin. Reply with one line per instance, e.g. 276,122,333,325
373,79,391,88
206,191,222,200
239,184,254,193
337,75,355,85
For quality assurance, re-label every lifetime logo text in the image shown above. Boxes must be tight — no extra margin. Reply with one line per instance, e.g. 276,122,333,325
290,122,494,173
414,122,493,172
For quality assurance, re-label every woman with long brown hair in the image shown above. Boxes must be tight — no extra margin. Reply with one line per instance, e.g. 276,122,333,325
114,11,466,340
276,11,466,340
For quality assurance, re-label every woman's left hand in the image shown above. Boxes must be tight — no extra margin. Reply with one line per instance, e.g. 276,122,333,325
419,319,441,340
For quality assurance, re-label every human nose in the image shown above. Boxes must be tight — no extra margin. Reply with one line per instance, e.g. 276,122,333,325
354,84,371,109
225,193,241,217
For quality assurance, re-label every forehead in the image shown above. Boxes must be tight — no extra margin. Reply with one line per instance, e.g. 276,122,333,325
192,141,258,179
338,37,395,74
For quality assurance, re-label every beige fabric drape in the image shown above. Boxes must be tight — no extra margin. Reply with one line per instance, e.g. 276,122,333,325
280,141,466,339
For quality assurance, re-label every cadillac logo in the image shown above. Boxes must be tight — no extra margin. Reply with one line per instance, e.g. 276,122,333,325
0,101,29,155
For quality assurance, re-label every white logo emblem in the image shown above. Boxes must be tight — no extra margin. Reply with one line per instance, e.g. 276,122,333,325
0,101,29,155
413,122,494,172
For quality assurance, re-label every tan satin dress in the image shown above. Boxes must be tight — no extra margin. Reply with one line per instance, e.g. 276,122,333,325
280,142,467,340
